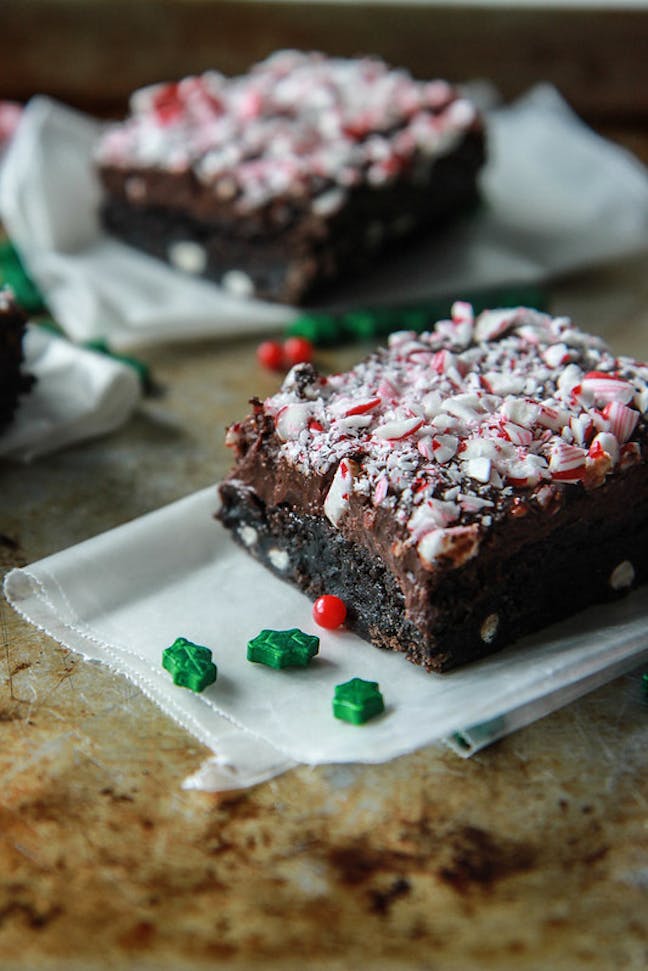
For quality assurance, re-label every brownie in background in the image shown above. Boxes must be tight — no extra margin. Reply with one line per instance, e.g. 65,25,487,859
96,50,485,305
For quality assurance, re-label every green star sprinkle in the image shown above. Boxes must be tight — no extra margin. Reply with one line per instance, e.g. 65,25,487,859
247,628,319,669
162,637,217,692
333,678,385,725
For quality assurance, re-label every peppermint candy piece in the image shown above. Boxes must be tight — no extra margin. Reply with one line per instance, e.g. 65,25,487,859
275,402,312,441
373,416,424,440
578,373,635,406
431,434,458,464
324,459,355,526
408,498,460,540
451,300,474,326
505,454,548,488
500,398,539,429
602,401,639,443
556,363,583,396
500,422,533,446
465,457,491,483
474,308,518,343
549,442,587,482
482,372,526,396
330,395,381,419
372,476,389,506
620,442,642,469
458,494,494,513
460,438,504,462
569,414,594,447
536,403,570,432
430,349,457,375
588,432,620,466
450,301,474,347
417,525,481,569
442,393,484,423
543,343,571,368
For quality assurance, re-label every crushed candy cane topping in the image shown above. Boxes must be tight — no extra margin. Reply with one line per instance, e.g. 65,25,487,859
259,305,648,568
96,50,479,215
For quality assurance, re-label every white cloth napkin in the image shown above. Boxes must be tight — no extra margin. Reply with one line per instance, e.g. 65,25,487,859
1,87,647,348
0,325,141,461
5,487,648,791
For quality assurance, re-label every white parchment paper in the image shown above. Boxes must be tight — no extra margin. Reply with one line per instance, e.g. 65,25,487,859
1,87,647,348
4,487,648,790
0,325,141,461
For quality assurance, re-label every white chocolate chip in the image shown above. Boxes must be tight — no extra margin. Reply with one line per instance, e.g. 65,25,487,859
480,613,499,644
312,187,346,217
221,269,255,298
609,560,635,591
125,176,147,201
237,525,258,547
268,548,290,571
168,240,207,275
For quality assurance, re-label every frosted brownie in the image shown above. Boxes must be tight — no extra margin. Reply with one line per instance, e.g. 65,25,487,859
218,304,648,671
96,50,485,304
0,288,32,430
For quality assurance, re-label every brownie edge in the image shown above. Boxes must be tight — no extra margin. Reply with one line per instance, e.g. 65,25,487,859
0,289,33,431
218,466,648,672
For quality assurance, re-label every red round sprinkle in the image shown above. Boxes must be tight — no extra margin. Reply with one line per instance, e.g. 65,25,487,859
257,340,284,371
283,336,313,367
312,595,347,630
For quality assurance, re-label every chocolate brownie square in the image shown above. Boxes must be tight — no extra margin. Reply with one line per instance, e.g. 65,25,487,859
218,304,648,671
96,50,485,304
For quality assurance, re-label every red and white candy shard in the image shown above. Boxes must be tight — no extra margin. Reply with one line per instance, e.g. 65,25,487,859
589,432,620,465
417,525,481,568
473,308,518,343
427,434,458,463
603,401,639,443
324,459,354,526
578,373,635,406
275,402,312,441
549,442,587,481
408,498,460,540
373,416,424,440
261,304,646,570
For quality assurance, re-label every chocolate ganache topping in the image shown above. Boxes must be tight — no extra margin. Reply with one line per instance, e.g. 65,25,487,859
226,304,648,571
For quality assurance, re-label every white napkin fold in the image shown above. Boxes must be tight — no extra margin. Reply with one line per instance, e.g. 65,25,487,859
5,487,648,791
0,325,141,460
1,88,647,348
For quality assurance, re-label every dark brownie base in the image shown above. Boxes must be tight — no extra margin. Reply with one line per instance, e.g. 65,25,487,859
0,300,33,431
218,472,648,672
100,133,484,305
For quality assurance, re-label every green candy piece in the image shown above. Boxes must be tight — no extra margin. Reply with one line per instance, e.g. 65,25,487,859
342,311,377,340
398,308,430,331
333,677,385,725
247,628,319,669
642,672,648,699
162,637,217,692
0,239,45,313
286,313,341,346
